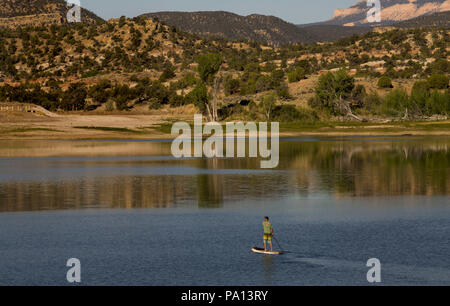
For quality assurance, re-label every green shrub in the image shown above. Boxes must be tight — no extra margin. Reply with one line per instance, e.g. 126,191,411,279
115,95,129,111
224,77,240,96
363,91,382,112
105,100,115,112
118,16,127,28
425,91,450,115
410,84,429,113
146,81,170,105
272,105,318,122
276,83,291,100
159,65,176,82
168,94,186,107
380,88,409,116
377,76,393,88
149,99,162,110
287,67,305,83
412,80,430,92
427,74,449,89
270,69,285,83
429,58,449,74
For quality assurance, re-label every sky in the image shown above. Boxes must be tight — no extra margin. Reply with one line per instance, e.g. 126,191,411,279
81,0,358,24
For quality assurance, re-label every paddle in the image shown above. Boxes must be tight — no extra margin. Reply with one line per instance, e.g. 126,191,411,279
272,235,284,252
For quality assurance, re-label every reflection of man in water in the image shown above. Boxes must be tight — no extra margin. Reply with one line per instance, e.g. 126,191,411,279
263,216,274,252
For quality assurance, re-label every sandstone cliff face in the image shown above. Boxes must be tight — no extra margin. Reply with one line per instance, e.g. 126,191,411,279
329,0,450,25
0,0,102,27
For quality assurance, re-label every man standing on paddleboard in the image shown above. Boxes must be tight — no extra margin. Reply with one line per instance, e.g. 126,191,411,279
263,217,274,252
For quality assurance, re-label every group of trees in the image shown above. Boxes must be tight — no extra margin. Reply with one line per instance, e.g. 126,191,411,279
0,81,87,111
380,86,449,117
91,77,188,111
309,69,449,118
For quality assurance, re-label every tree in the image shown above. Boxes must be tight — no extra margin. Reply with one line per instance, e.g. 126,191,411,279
425,91,450,115
288,67,305,83
196,53,223,121
118,16,127,27
314,69,356,116
261,93,276,120
427,74,449,89
187,83,208,114
145,80,170,106
429,59,449,74
381,88,410,117
159,64,176,82
197,53,222,83
111,84,134,110
350,84,367,108
89,79,111,103
224,77,240,96
61,82,87,111
276,83,291,100
378,76,393,89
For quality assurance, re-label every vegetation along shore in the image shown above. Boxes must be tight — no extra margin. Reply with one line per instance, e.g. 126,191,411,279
0,12,448,139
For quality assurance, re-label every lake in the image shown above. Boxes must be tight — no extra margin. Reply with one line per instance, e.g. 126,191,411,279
0,137,449,285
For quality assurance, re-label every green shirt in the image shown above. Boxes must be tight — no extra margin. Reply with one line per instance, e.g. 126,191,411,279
263,221,272,234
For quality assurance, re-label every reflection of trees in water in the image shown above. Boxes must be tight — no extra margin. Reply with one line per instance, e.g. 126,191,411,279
0,175,196,212
0,139,448,212
0,171,291,212
197,158,223,208
197,175,223,208
283,140,450,197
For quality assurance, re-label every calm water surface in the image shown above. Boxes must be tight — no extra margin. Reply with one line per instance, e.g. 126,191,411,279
0,137,449,285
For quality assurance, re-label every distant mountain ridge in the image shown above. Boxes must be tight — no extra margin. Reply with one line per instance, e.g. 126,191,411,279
141,11,373,45
327,0,450,26
395,10,450,27
141,11,315,45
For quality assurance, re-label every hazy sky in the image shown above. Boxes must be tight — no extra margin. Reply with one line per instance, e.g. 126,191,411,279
81,0,358,24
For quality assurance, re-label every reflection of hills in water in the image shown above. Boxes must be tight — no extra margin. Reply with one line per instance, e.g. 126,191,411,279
282,140,450,198
0,138,448,212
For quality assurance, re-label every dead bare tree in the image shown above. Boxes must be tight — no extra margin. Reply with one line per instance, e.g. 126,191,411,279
210,73,225,122
336,96,363,122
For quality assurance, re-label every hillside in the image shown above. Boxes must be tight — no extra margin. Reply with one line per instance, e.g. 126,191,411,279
0,16,448,125
0,0,102,27
141,11,319,45
327,0,450,26
297,24,373,41
395,10,450,27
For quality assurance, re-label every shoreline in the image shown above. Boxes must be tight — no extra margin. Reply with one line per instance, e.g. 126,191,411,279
0,113,449,140
1,128,449,141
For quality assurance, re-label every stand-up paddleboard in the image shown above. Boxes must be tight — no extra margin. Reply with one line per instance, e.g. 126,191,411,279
252,247,283,255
